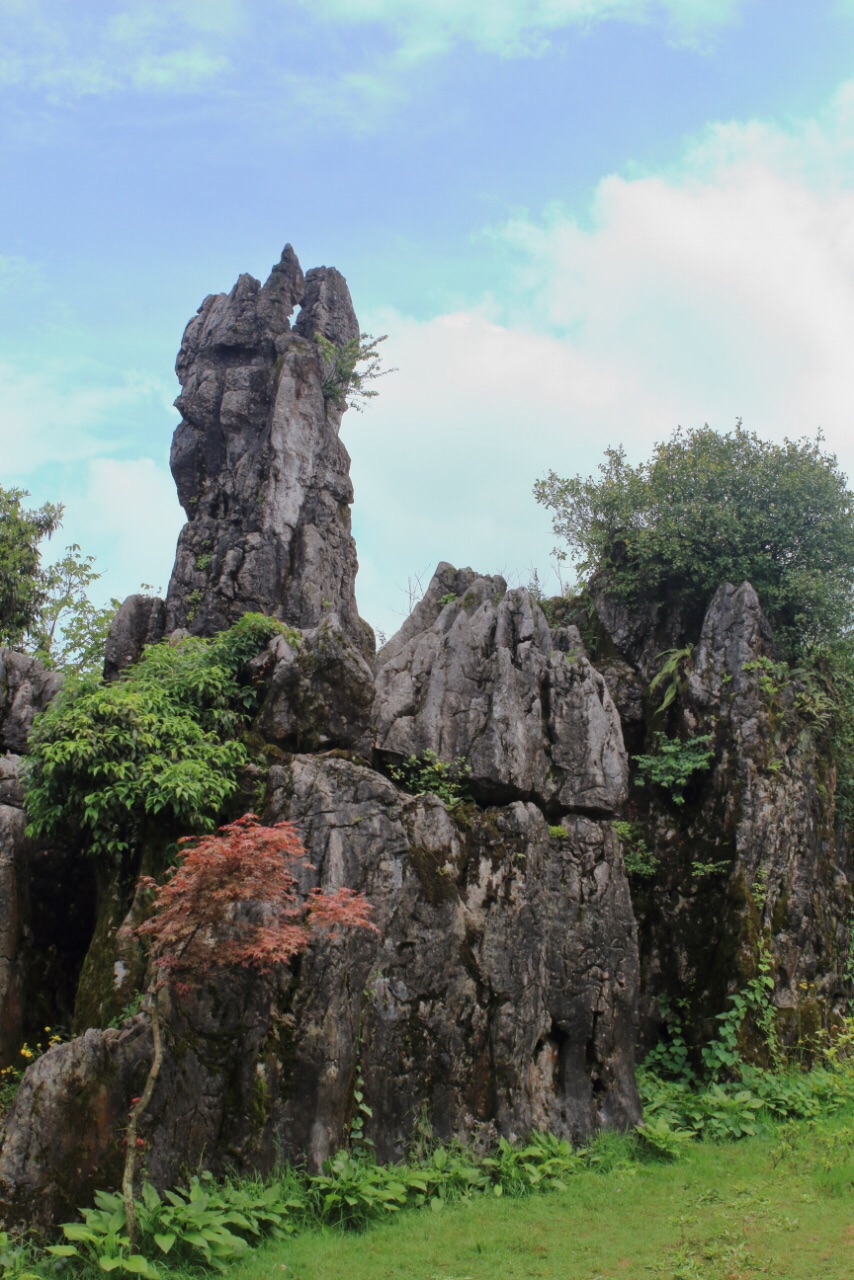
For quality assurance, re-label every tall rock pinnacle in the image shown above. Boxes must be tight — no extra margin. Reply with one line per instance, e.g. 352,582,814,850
165,245,372,651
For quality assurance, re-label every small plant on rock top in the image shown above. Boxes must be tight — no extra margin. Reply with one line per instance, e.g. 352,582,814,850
388,749,472,808
317,331,395,413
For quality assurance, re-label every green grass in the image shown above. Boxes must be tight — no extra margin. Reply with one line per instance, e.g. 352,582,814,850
230,1112,854,1280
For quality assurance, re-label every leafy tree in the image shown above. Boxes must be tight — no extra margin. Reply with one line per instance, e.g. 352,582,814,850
25,613,293,859
122,813,377,1245
0,486,62,649
534,424,854,657
317,331,395,412
29,543,121,671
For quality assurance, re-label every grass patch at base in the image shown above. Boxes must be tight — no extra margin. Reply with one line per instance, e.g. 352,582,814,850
231,1112,854,1280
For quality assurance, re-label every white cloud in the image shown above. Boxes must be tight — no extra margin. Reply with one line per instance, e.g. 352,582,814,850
295,0,745,58
350,82,854,637
132,48,231,92
63,458,184,604
0,0,236,97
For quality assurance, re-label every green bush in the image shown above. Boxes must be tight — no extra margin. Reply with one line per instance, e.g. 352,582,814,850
632,731,715,804
534,424,854,658
388,749,472,808
25,613,293,858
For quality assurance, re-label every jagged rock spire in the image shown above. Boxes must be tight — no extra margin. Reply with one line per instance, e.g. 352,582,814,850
165,245,372,652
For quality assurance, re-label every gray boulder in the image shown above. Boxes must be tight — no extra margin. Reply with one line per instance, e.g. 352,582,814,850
103,595,166,681
251,622,375,757
0,650,61,754
374,564,627,814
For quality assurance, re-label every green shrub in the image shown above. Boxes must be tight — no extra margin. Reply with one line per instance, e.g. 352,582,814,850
613,819,658,879
317,332,394,413
633,732,715,804
534,424,854,658
388,749,472,808
25,613,293,858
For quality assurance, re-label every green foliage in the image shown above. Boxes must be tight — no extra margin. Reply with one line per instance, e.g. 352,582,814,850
317,331,394,413
690,858,730,880
388,749,472,808
480,1132,584,1195
0,1229,52,1280
436,591,459,607
613,819,658,879
134,1174,301,1271
25,613,292,859
46,1189,160,1278
0,486,62,650
534,424,854,658
633,731,714,804
649,644,693,714
29,544,120,672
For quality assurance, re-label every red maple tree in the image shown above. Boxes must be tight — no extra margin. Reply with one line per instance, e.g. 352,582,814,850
122,813,377,1243
137,812,377,981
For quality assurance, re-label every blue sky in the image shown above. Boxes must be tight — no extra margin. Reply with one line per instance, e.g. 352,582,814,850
3,0,854,639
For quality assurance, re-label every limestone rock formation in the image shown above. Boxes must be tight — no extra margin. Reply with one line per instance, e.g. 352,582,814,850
164,246,372,654
103,595,166,681
595,582,853,1047
374,564,627,813
0,754,640,1225
0,652,92,1069
0,650,61,755
0,1022,150,1229
250,622,375,758
2,243,851,1232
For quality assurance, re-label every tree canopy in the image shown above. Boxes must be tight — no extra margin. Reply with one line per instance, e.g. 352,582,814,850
534,424,854,655
0,487,62,649
0,484,119,669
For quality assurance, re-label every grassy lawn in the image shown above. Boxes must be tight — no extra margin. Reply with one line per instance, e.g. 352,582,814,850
231,1116,854,1280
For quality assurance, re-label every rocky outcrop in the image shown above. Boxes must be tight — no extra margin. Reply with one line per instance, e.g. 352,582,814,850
250,622,375,758
2,242,851,1231
0,753,640,1224
598,583,853,1049
0,652,92,1067
103,595,166,681
374,564,627,814
0,1021,150,1229
0,651,61,755
164,246,372,654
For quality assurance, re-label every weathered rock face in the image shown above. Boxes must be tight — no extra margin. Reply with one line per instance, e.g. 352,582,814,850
0,753,640,1224
164,246,372,654
375,564,627,814
595,582,853,1049
0,650,62,755
0,1022,150,1229
103,595,166,681
266,757,640,1157
250,622,375,758
0,652,93,1067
